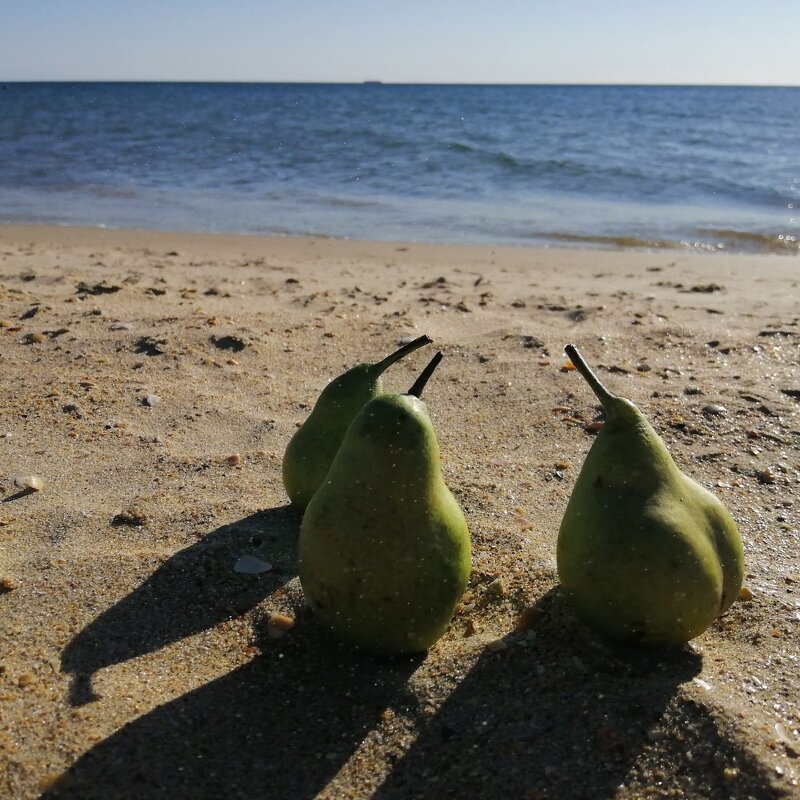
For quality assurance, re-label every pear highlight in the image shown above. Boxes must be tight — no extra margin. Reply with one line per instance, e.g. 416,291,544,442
298,352,472,655
282,334,432,509
557,344,744,646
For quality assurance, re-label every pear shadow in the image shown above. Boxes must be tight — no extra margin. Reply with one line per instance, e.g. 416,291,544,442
61,505,301,705
372,589,782,800
43,621,421,800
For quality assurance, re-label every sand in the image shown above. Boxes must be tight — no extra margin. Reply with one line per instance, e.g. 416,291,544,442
1,224,799,799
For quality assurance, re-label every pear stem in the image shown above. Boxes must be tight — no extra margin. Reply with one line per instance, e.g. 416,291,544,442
407,351,443,399
564,344,616,408
371,334,433,376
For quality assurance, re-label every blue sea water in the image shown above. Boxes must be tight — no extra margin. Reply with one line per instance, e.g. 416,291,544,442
0,82,798,253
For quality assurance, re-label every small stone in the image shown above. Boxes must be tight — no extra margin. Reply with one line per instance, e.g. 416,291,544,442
702,403,727,416
233,555,272,574
484,577,506,599
17,673,36,688
142,393,161,407
723,767,739,781
226,453,242,466
0,319,15,328
110,322,135,331
463,619,479,637
514,606,542,632
37,772,71,793
14,475,43,492
211,334,247,352
0,576,19,593
75,280,121,296
755,468,776,485
25,332,46,344
62,403,84,418
111,508,148,527
266,612,295,638
739,586,754,601
134,336,166,356
486,638,508,652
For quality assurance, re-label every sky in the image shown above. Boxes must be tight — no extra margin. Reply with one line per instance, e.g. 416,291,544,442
1,0,799,85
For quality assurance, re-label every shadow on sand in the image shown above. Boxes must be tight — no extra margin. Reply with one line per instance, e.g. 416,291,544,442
61,505,301,705
46,620,421,799
371,589,781,800
53,547,781,799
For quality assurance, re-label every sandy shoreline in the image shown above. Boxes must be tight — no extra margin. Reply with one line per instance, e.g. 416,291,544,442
1,224,799,799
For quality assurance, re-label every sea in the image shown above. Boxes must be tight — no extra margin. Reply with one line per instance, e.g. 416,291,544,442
0,82,798,253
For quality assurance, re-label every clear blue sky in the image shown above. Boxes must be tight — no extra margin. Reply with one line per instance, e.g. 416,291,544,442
2,0,798,85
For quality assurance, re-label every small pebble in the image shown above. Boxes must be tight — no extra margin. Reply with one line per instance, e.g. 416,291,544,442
233,555,272,574
37,773,71,793
210,334,247,352
486,638,508,652
111,508,148,527
739,586,754,601
484,577,506,599
514,606,542,632
14,475,43,492
226,453,242,466
755,468,776,485
62,403,84,418
723,767,739,781
266,612,295,638
25,332,46,344
702,403,727,416
142,394,160,407
0,576,19,593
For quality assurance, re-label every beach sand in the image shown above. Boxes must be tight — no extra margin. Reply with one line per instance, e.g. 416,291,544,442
1,224,799,799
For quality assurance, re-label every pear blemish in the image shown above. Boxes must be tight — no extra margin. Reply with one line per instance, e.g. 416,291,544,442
557,344,744,646
298,351,472,655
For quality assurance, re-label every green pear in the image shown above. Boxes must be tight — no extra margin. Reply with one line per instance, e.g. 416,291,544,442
557,344,744,646
282,334,432,510
298,352,471,655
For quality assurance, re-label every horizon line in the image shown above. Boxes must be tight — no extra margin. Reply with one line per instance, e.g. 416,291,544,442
2,79,799,89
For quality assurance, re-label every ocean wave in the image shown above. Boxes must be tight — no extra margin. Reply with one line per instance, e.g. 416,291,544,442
699,228,800,254
534,231,678,251
525,228,800,255
2,83,798,251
